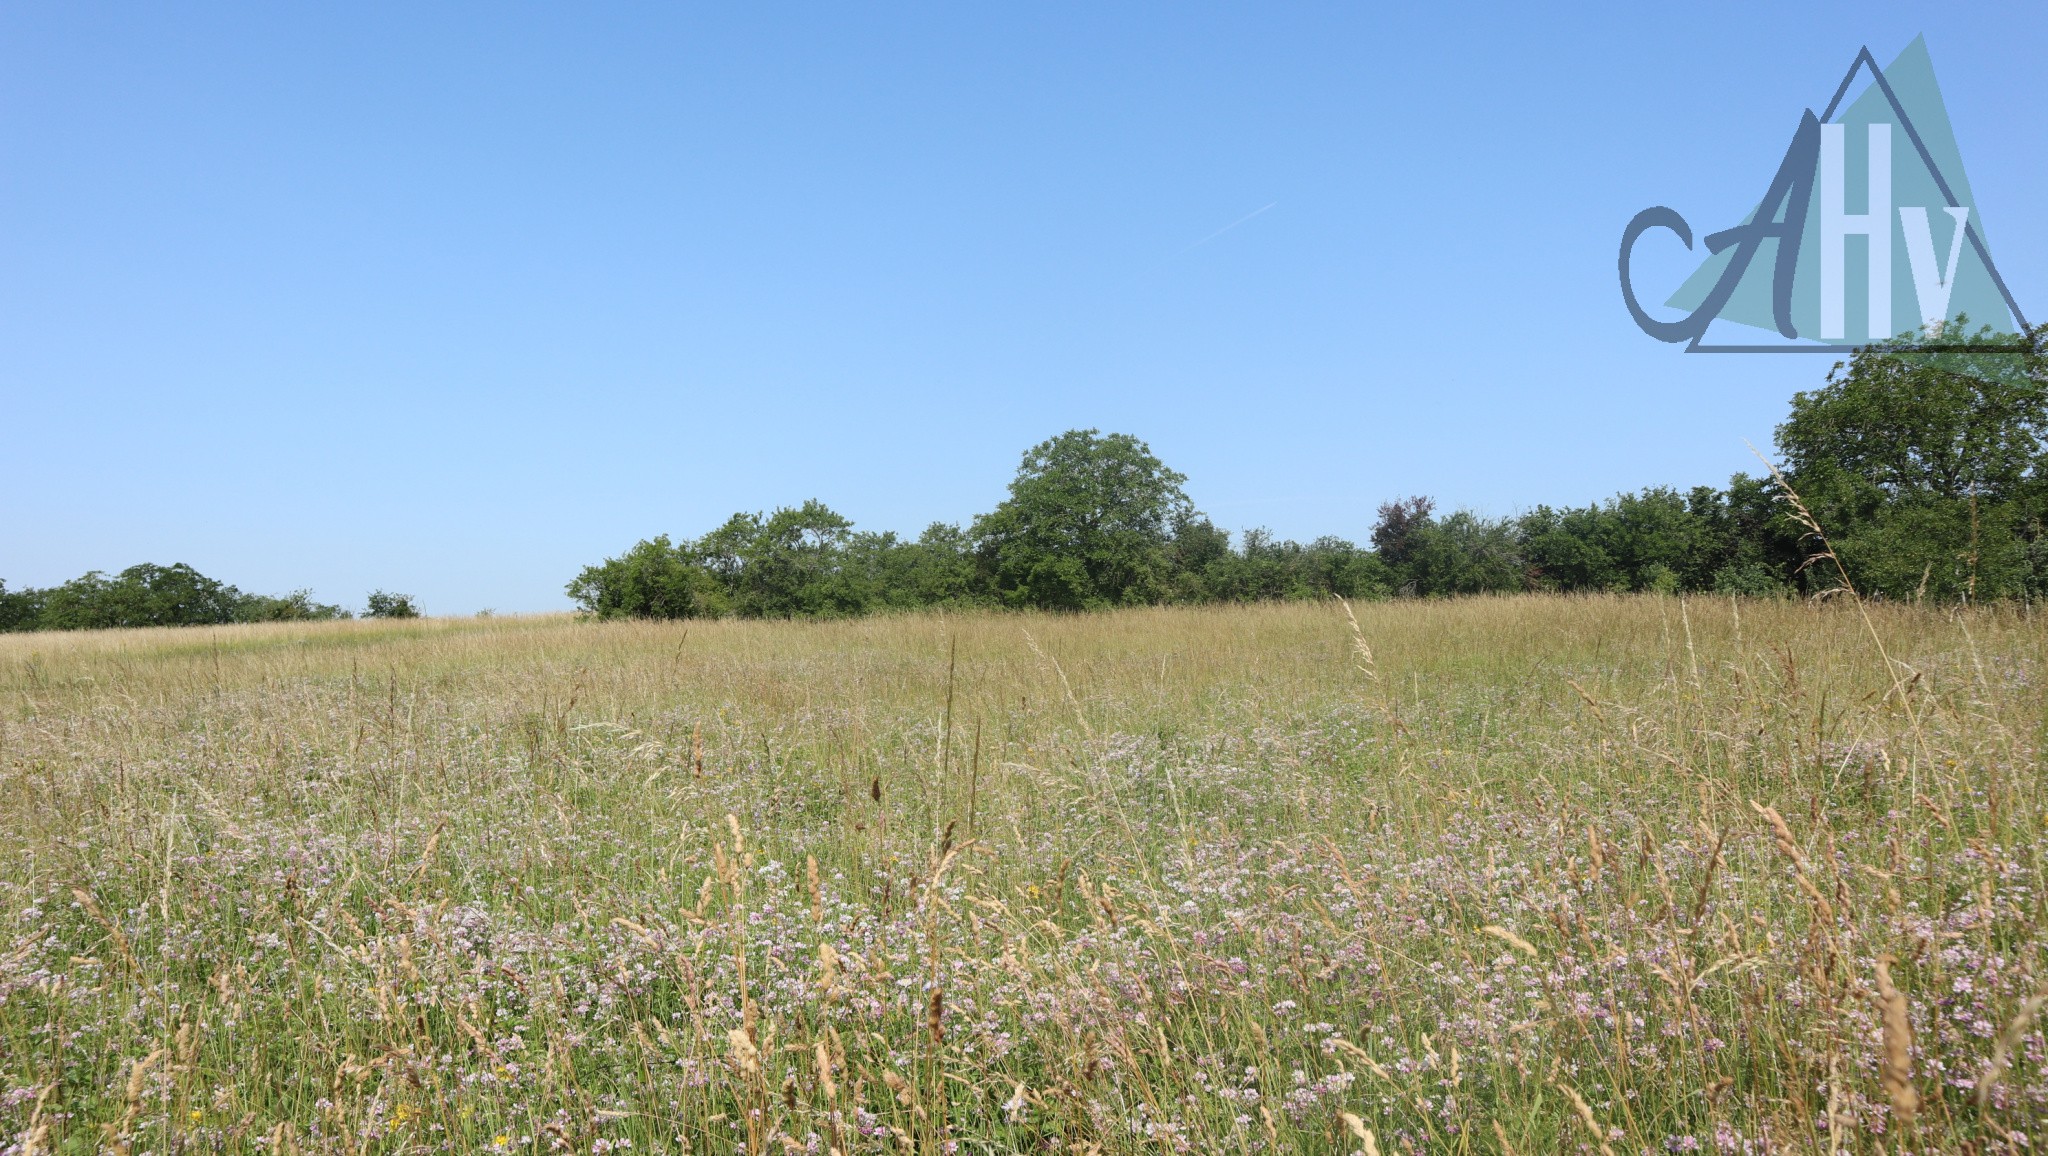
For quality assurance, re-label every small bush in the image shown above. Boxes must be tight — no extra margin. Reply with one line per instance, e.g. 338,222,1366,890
237,590,351,622
1712,562,1788,597
365,591,423,619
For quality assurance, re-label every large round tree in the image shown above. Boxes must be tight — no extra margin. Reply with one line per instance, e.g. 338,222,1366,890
1776,324,2048,599
972,430,1194,610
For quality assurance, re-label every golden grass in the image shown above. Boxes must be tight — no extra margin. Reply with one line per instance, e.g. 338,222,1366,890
2,595,2044,1153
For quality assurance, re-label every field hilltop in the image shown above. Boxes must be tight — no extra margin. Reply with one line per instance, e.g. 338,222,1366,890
3,597,2044,1154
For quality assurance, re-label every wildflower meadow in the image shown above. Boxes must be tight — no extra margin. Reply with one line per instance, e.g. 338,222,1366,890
3,596,2044,1154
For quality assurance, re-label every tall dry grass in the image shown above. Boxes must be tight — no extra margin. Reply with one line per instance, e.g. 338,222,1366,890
1,595,2044,1153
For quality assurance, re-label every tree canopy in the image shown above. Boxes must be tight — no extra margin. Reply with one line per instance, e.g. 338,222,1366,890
970,430,1193,610
0,567,403,632
1777,324,2048,600
565,330,2048,622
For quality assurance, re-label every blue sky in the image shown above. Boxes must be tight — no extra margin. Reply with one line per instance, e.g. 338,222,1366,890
3,3,2043,614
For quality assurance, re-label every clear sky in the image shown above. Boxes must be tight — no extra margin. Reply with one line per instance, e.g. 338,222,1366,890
3,3,2043,614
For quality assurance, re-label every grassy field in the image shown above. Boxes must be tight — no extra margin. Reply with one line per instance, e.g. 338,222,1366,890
2,596,2044,1154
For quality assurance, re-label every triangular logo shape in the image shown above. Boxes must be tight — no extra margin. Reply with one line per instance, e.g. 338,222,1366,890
1621,37,2028,353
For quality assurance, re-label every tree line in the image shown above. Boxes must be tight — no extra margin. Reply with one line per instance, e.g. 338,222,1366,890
569,327,2048,617
6,326,2041,632
0,566,421,632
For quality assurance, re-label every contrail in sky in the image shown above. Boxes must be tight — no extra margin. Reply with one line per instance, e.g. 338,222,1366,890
1182,201,1277,251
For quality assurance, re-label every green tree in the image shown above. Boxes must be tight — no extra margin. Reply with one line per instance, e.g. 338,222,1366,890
1776,323,2048,599
1370,497,1435,571
38,563,245,630
700,501,863,617
1519,487,1726,593
236,590,350,622
972,430,1194,610
1187,528,1391,603
566,536,721,619
0,581,45,632
1701,473,1802,595
1404,512,1524,596
364,591,423,619
842,523,989,611
1163,514,1234,602
5,567,356,631
1779,326,2046,504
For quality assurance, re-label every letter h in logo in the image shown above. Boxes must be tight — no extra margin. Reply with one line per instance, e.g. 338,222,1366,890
1818,123,1890,341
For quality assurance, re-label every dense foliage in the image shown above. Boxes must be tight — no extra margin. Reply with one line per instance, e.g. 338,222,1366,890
1775,325,2048,601
570,330,2048,618
0,567,422,632
365,590,424,619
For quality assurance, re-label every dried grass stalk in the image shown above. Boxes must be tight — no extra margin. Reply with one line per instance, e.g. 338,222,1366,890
1873,954,1920,1127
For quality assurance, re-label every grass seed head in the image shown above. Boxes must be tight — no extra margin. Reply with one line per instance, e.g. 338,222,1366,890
1873,954,1921,1127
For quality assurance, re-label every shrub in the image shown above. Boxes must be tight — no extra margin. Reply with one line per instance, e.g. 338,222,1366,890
1404,512,1525,596
237,590,350,622
365,591,423,619
1370,496,1435,569
1711,562,1787,597
567,536,722,620
36,564,245,630
0,581,44,632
